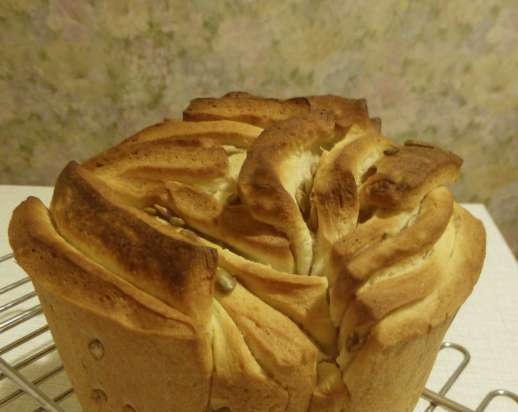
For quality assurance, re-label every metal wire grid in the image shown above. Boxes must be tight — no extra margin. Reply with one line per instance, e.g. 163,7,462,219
0,251,517,412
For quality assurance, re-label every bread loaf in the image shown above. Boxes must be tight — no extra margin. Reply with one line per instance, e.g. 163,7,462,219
8,92,485,412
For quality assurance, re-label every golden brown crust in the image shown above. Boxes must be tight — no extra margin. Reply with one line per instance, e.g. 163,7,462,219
8,92,486,412
306,95,375,135
9,197,214,412
119,118,263,148
183,92,375,134
238,111,336,274
337,205,484,412
344,187,454,281
9,197,196,332
165,181,295,273
51,162,217,323
310,125,391,277
334,203,485,386
355,196,456,320
360,141,463,210
330,188,456,370
373,204,486,345
84,137,229,183
184,93,311,128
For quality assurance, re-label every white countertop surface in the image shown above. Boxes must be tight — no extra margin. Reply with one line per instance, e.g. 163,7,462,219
0,185,517,412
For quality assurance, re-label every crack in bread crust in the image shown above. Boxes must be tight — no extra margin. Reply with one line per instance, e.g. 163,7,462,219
8,92,486,412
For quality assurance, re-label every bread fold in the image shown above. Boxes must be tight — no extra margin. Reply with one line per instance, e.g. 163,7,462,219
9,197,213,412
238,112,336,274
211,300,288,412
217,283,319,412
8,92,485,412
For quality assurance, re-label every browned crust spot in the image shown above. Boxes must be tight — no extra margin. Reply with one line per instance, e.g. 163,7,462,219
50,162,217,322
8,196,197,335
183,91,374,134
360,144,463,209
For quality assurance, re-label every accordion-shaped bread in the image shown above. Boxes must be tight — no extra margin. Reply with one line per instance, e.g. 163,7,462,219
9,92,486,412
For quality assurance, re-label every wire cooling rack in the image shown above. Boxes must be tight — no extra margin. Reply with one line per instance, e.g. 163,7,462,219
0,252,517,412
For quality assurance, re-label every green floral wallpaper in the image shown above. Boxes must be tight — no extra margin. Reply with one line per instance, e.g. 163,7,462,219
1,0,517,255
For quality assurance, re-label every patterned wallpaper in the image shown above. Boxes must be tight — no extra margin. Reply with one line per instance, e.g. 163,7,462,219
1,0,517,255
